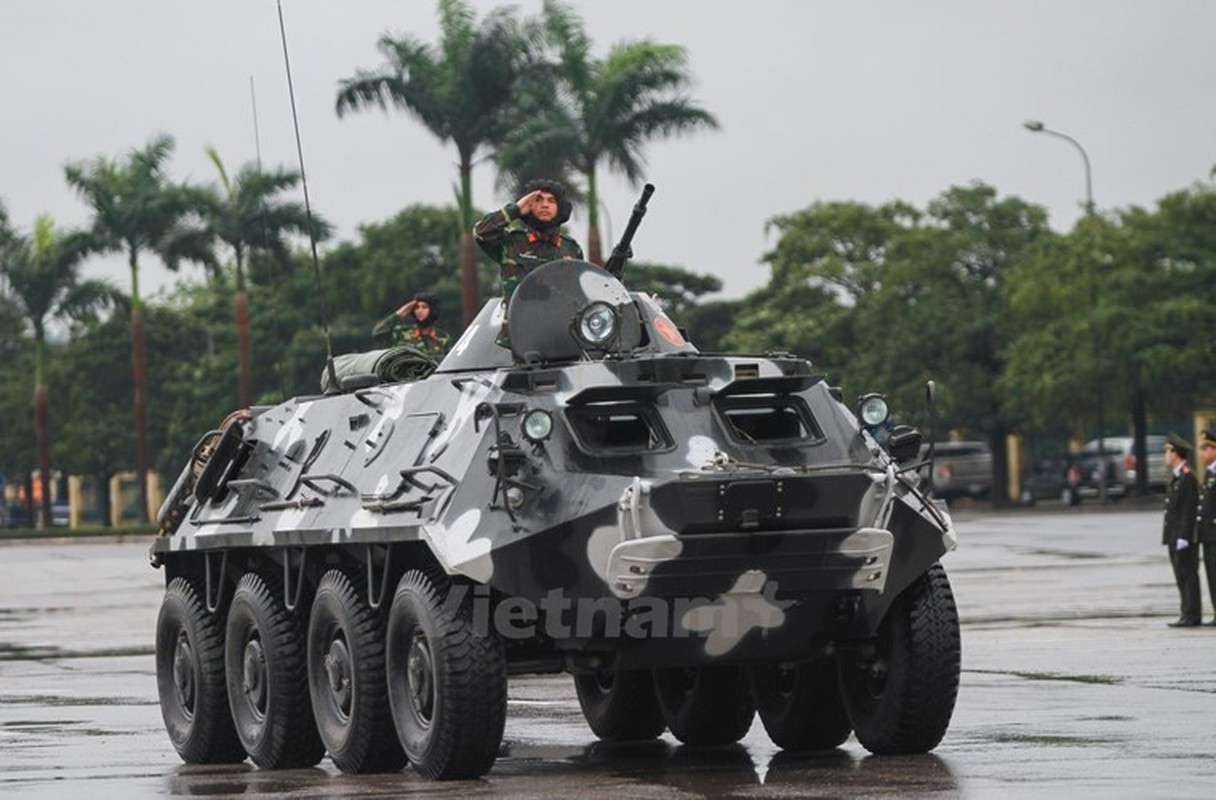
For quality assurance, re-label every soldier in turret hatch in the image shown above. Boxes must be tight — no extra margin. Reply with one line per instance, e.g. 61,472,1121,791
473,179,583,346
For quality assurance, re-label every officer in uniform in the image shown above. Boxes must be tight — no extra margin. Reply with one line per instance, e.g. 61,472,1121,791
473,179,584,346
1163,433,1200,627
1195,429,1216,625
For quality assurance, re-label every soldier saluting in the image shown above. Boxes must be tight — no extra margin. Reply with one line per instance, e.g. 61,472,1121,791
1195,429,1216,625
473,179,584,347
1163,432,1201,627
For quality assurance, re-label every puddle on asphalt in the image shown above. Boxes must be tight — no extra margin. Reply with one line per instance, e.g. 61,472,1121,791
985,732,1110,746
971,668,1120,685
0,642,152,661
1,693,155,707
1019,548,1105,559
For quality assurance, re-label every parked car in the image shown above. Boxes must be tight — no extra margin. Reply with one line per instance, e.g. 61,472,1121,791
1075,435,1167,498
923,440,993,501
1019,455,1074,506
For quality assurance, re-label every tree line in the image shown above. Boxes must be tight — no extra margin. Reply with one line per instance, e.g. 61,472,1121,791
3,0,1216,527
0,0,718,528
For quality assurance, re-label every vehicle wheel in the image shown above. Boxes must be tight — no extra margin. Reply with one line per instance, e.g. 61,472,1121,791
308,569,406,773
386,570,506,780
574,669,666,742
838,562,960,754
652,666,755,745
750,659,851,751
225,571,325,768
155,578,245,764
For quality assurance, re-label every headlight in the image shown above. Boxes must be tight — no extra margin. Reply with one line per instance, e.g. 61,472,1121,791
521,409,554,443
858,393,890,427
577,301,618,346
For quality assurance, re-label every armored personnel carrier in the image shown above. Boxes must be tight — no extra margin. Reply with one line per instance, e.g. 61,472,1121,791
151,210,960,780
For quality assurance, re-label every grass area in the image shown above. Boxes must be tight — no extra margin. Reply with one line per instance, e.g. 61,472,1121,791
0,524,157,541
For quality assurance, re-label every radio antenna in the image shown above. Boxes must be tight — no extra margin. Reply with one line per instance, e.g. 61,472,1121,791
276,0,338,392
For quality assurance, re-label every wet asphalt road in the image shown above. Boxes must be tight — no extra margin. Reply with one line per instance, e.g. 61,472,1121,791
2,506,1215,798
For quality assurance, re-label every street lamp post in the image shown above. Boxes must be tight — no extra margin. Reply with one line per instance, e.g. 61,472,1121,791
1023,119,1108,504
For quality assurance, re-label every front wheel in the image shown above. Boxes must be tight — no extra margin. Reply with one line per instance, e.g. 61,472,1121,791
386,570,506,780
155,578,245,764
653,666,755,745
838,563,960,754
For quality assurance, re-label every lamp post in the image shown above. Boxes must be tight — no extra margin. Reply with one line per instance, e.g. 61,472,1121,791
1023,119,1108,503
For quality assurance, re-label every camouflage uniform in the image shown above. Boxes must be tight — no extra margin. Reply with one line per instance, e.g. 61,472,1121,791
372,292,450,357
372,315,450,356
473,202,584,304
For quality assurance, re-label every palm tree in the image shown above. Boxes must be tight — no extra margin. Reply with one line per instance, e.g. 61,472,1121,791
0,215,114,527
203,148,330,407
64,134,213,522
335,0,532,324
499,0,719,265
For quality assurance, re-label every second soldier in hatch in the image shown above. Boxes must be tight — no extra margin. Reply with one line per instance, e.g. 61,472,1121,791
372,291,450,357
473,179,583,346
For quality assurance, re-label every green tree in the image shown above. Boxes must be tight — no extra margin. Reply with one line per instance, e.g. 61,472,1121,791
743,185,1050,503
500,0,719,265
1005,183,1216,494
1099,185,1216,490
51,313,134,527
619,262,721,319
201,147,329,408
0,216,114,526
64,134,213,521
336,0,531,324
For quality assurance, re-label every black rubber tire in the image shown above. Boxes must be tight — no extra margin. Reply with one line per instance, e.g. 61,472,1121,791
838,562,961,754
573,669,667,742
307,569,406,773
225,571,325,768
386,570,506,780
652,665,755,745
155,578,245,764
751,659,852,751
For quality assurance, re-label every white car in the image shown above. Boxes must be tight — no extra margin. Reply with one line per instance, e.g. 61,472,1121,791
1075,435,1167,497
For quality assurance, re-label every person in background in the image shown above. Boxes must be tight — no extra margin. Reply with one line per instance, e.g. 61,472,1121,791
372,291,449,357
1163,432,1200,627
1194,429,1216,625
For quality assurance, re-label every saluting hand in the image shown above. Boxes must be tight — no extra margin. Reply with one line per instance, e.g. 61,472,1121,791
515,190,542,215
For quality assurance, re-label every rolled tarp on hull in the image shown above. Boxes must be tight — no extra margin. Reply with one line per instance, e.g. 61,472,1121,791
319,346,437,393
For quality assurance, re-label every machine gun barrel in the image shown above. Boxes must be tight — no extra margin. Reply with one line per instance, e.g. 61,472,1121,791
603,183,655,278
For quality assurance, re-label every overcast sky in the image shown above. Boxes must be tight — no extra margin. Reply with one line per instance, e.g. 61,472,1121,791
2,0,1214,303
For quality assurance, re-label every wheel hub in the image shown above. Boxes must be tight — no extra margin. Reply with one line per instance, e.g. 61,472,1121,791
323,637,353,716
241,637,267,715
406,632,435,725
172,632,196,713
593,669,615,694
